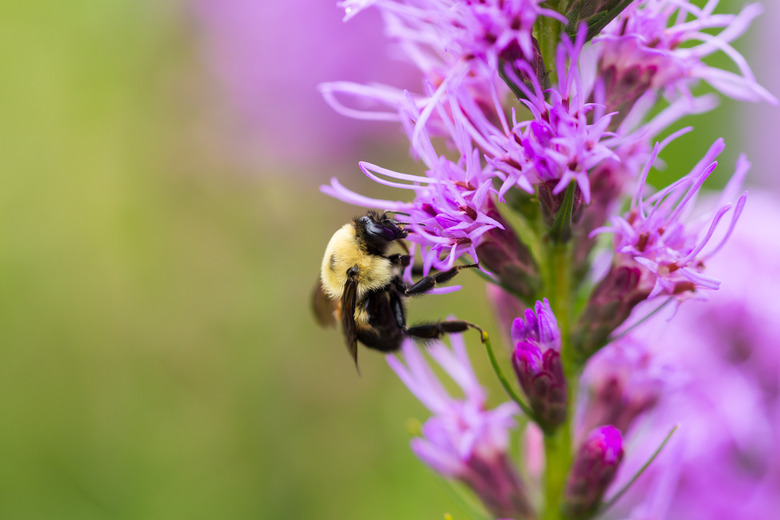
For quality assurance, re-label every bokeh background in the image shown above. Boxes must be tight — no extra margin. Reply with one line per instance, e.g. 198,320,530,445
1,1,776,518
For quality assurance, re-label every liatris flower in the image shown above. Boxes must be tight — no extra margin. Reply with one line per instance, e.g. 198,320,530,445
315,0,777,518
339,0,566,84
616,193,780,520
574,139,748,358
323,96,506,275
511,299,567,432
322,0,565,139
596,0,776,112
387,336,533,519
453,26,619,207
602,138,747,301
563,425,625,520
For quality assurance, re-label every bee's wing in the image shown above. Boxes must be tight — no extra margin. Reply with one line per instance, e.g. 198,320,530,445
341,271,360,369
311,277,337,328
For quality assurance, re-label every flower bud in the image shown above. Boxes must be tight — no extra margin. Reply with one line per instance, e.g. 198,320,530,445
476,200,540,299
563,426,625,519
571,160,627,282
572,263,651,361
511,300,568,432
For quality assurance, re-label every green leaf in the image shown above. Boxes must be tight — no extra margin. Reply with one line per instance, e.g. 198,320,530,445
549,182,576,243
565,0,636,42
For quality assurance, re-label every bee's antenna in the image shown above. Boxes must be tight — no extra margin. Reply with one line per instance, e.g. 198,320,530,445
385,210,410,217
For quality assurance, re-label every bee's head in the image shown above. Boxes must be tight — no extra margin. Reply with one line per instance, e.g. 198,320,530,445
355,211,408,254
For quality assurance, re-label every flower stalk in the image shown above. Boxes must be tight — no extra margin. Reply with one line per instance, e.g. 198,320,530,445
319,0,777,518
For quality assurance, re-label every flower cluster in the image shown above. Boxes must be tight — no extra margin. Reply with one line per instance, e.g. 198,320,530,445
319,0,776,518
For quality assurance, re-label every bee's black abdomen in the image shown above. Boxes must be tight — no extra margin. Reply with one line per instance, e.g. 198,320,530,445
356,288,406,353
356,325,404,353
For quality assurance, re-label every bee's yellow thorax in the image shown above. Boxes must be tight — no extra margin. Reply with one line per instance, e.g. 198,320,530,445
320,223,394,301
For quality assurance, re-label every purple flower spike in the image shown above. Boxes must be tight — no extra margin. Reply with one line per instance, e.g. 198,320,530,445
388,337,534,519
564,425,625,520
511,300,568,431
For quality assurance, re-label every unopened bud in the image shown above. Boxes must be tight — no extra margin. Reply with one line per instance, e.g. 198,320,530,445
572,264,651,361
511,300,568,432
563,425,624,519
476,200,540,299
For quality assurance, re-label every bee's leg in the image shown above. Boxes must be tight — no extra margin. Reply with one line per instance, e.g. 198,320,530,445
405,320,485,342
403,264,479,296
390,287,406,329
355,287,406,354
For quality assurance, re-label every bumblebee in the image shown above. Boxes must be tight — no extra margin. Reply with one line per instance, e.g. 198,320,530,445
312,210,483,369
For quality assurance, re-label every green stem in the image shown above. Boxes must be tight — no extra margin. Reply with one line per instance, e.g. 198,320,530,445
542,423,572,520
540,235,576,520
548,241,574,376
483,334,536,420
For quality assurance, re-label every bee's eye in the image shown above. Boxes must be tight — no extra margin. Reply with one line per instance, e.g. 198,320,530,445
367,221,396,241
359,215,407,243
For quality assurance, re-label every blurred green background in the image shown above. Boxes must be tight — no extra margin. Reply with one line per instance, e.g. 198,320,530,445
0,1,771,519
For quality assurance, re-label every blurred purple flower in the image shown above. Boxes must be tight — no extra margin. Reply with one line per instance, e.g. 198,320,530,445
610,193,780,519
192,0,416,166
387,336,533,519
579,337,672,436
597,0,776,108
